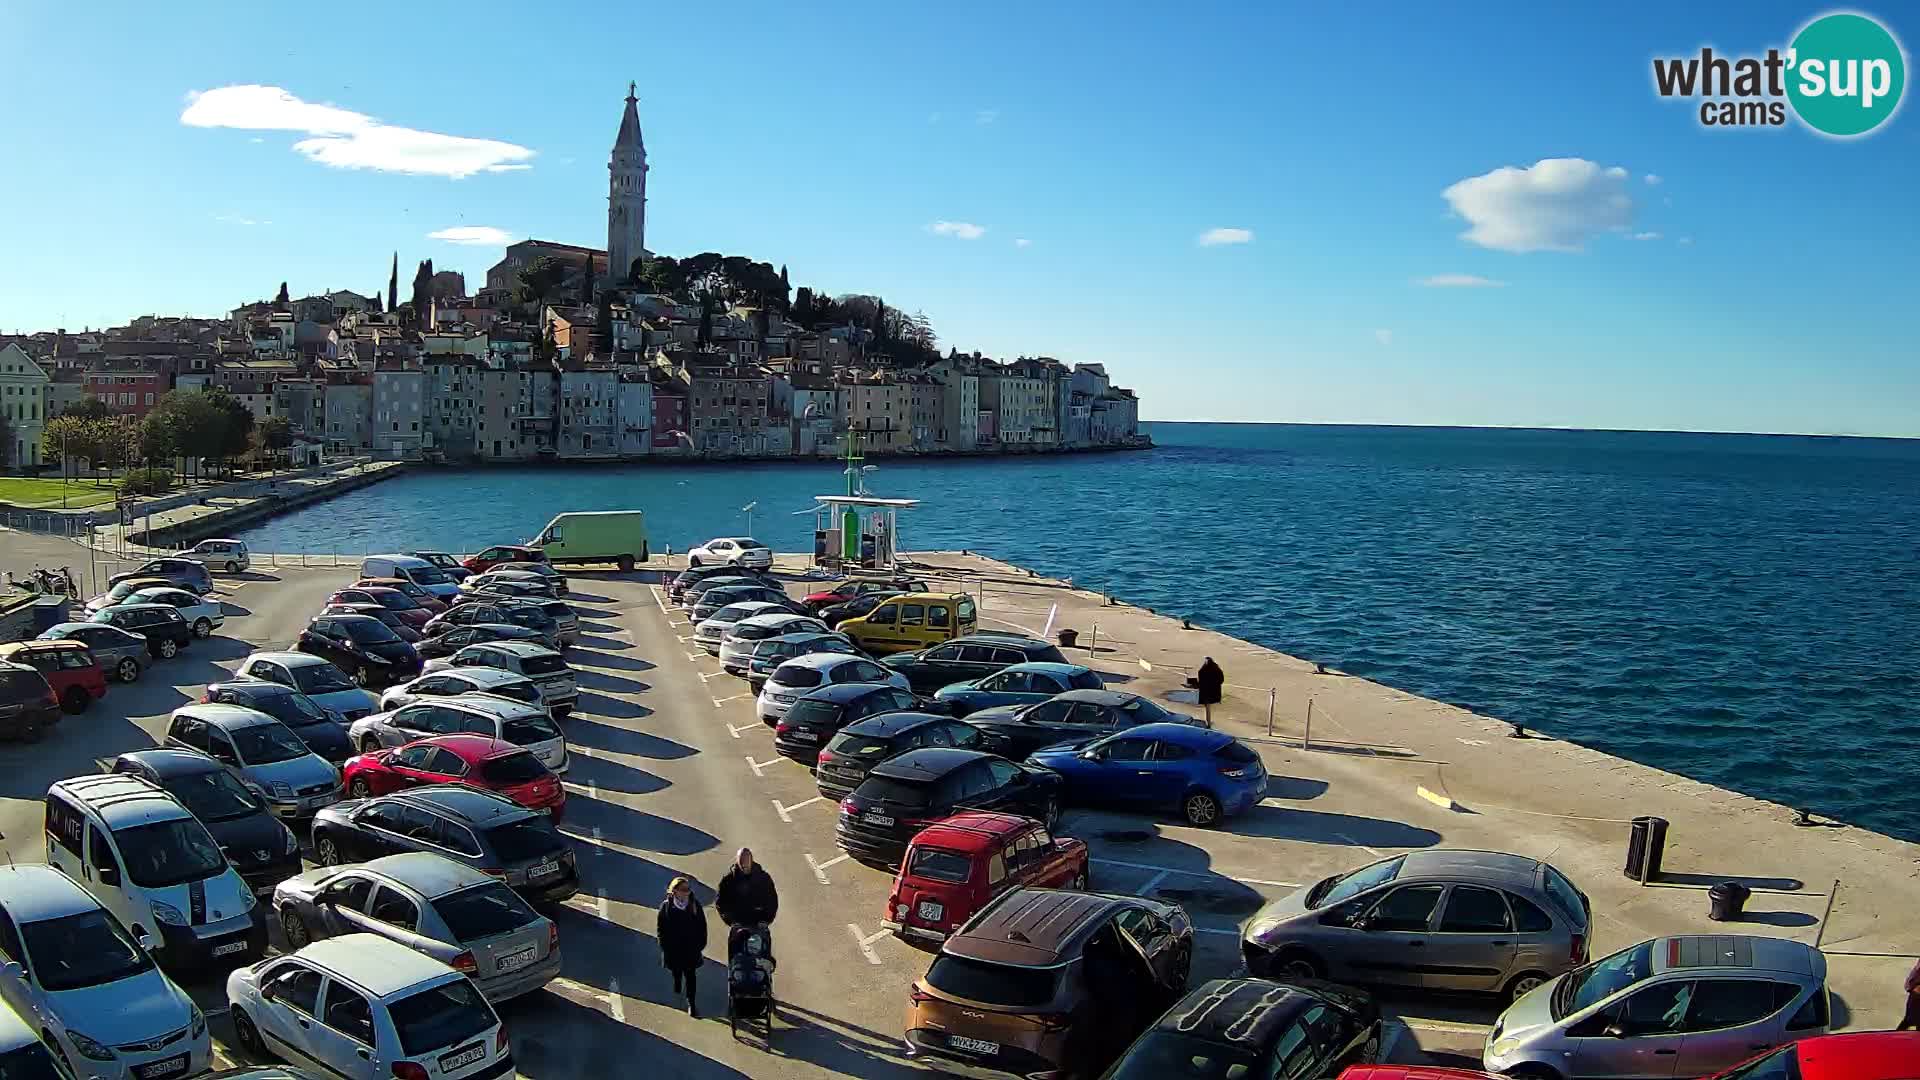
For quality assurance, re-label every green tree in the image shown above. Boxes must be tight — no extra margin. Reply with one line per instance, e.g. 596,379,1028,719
637,255,684,297
138,409,178,484
0,411,14,468
516,257,569,311
792,287,814,323
62,397,111,420
252,415,292,468
41,416,97,470
411,259,435,328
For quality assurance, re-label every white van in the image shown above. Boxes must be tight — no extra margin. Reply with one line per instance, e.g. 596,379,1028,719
44,774,268,966
359,555,460,601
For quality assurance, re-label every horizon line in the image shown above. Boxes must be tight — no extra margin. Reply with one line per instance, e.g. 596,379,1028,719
1139,419,1920,443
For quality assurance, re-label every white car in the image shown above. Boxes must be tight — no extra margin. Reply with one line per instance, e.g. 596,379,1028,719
0,865,212,1080
719,613,830,675
239,652,383,721
693,601,789,654
181,538,251,574
688,536,774,570
379,669,547,714
126,586,225,638
348,694,568,775
227,933,512,1080
756,652,912,724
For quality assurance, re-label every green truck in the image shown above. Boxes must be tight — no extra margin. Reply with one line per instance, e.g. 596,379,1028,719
531,510,649,570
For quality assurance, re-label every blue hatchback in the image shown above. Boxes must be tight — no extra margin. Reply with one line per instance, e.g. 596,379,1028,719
1028,722,1268,826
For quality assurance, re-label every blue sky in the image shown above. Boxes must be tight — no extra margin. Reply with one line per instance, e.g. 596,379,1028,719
2,1,1915,436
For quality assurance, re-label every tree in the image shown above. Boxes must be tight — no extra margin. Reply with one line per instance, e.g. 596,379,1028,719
411,259,435,328
388,252,399,312
516,257,569,312
138,409,178,484
369,290,383,315
274,282,290,308
697,292,717,348
252,415,293,467
0,411,13,468
62,397,111,420
792,287,814,323
637,255,684,298
41,416,97,470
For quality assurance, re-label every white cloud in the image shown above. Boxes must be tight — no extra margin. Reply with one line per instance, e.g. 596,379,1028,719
1198,227,1254,246
975,109,998,125
429,226,513,246
928,221,986,240
1374,329,1394,346
1644,173,1662,185
1417,273,1505,288
1630,231,1662,241
1441,158,1636,253
181,85,535,179
1014,237,1031,248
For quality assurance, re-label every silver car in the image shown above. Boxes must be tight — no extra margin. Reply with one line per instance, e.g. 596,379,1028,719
272,852,562,1004
164,703,343,818
423,640,578,717
1241,850,1591,1002
37,621,148,682
127,585,226,638
1485,935,1830,1080
380,668,547,714
238,650,382,720
182,538,251,573
349,694,568,775
693,600,789,654
719,613,831,675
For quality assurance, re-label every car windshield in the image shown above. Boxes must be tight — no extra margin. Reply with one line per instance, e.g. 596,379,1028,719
342,618,400,644
1106,1031,1260,1079
387,978,498,1057
825,732,896,760
501,712,561,744
1713,1046,1800,1080
488,680,543,706
248,689,331,727
483,817,566,862
233,722,313,764
1313,855,1406,907
733,623,780,641
785,699,845,727
371,592,415,611
1067,670,1105,690
21,909,156,992
854,775,934,809
1554,941,1655,1019
291,663,356,694
924,955,1061,1009
435,882,541,942
163,768,264,823
0,1040,66,1080
481,752,549,786
112,818,227,888
906,846,973,884
771,666,823,689
754,641,799,661
520,654,567,676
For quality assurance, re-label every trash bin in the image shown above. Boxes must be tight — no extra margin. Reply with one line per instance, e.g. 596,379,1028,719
1708,882,1751,921
30,596,71,633
1058,629,1079,649
1624,815,1669,882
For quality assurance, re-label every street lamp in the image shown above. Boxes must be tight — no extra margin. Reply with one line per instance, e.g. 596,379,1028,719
741,501,757,535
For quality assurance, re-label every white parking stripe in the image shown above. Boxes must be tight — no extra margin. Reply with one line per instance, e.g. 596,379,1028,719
807,852,849,884
1092,857,1299,889
607,977,625,1022
847,924,888,965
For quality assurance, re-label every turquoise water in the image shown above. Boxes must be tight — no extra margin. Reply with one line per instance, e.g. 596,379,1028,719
242,423,1920,839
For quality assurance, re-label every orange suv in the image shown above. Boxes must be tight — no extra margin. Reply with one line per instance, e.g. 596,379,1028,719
904,888,1192,1079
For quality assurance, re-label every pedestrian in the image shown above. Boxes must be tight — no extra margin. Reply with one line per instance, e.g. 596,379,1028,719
1193,657,1224,727
716,847,780,942
655,876,707,1018
1899,956,1920,1030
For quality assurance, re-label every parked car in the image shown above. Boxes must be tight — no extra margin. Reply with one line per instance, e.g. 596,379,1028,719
35,621,148,683
237,651,381,720
883,811,1087,946
693,600,791,653
463,543,546,574
421,641,577,717
492,562,568,595
348,693,567,774
746,631,863,692
225,933,513,1080
1483,935,1830,1080
691,587,797,625
719,613,831,675
360,555,461,601
416,623,547,660
180,538,251,573
355,577,450,614
1032,723,1266,826
1242,850,1593,1002
679,572,767,608
837,592,980,655
426,600,563,649
802,576,930,613
757,651,914,725
271,852,563,1003
404,550,472,583
668,564,773,603
817,712,984,802
0,662,60,741
295,614,423,689
935,662,1106,717
106,749,304,895
904,888,1192,1078
775,682,923,765
202,680,354,765
457,572,558,601
164,704,343,820
343,735,566,820
326,587,434,629
1702,1032,1920,1080
687,536,773,569
321,602,423,642
89,602,194,660
311,785,579,903
107,558,212,596
970,690,1202,758
880,631,1072,694
837,747,1064,866
0,640,107,714
379,668,547,715
0,865,213,1080
1104,978,1383,1080
0,966,94,1079
84,575,173,613
1338,1070,1497,1080
818,590,905,629
125,585,225,639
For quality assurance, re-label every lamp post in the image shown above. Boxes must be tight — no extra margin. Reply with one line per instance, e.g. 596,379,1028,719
741,501,756,535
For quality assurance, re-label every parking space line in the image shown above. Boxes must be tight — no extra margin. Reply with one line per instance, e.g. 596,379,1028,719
698,670,725,681
847,923,889,965
1139,869,1172,896
773,794,823,821
726,722,765,739
807,852,849,884
1192,926,1241,936
1401,1018,1491,1035
1091,857,1299,889
1335,832,1383,857
748,756,775,777
607,977,625,1022
712,693,749,706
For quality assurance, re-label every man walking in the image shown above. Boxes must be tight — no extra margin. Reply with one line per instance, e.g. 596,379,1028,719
717,847,780,954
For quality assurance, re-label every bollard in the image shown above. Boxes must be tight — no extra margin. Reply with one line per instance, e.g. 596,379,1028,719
1088,623,1099,654
1302,697,1312,748
1266,688,1278,737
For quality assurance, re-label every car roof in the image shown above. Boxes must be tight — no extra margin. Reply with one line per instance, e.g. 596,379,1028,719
0,864,106,923
467,640,558,658
1152,978,1320,1049
1115,722,1232,746
1651,935,1823,977
798,682,900,704
841,711,952,738
957,631,1050,646
710,601,784,618
0,640,84,654
764,631,844,646
414,733,517,760
999,662,1089,676
288,933,463,999
43,622,119,636
51,773,193,828
912,811,1038,851
1337,1069,1499,1080
1791,1032,1920,1080
356,852,495,898
177,703,284,730
208,679,301,697
394,784,537,824
436,667,527,687
113,576,174,587
249,651,330,667
105,602,175,614
945,888,1128,966
130,585,195,597
114,748,226,778
433,693,542,718
781,652,867,671
373,555,432,568
737,612,812,628
144,558,198,569
1396,850,1543,890
871,746,991,780
1050,689,1139,706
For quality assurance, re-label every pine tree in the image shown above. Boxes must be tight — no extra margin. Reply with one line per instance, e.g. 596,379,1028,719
387,253,399,312
274,282,290,309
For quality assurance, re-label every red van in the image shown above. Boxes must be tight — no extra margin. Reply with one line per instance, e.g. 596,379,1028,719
0,640,108,713
883,811,1088,946
464,544,547,574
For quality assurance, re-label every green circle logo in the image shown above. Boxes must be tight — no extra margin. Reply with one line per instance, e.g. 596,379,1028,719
1787,12,1906,137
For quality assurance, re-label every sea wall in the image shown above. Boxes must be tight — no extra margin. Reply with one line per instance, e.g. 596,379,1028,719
131,462,407,547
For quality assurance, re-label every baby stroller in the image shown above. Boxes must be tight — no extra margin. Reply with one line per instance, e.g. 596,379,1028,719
726,923,777,1038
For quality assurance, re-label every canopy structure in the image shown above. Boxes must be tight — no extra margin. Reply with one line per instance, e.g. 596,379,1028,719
805,495,919,572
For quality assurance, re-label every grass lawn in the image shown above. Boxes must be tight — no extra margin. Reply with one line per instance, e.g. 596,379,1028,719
0,477,121,510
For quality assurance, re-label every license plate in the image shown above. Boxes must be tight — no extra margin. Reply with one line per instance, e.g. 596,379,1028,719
788,729,817,742
497,946,537,972
439,1043,487,1072
866,813,895,827
949,1036,999,1056
212,940,249,957
138,1055,189,1079
916,900,943,920
530,860,559,878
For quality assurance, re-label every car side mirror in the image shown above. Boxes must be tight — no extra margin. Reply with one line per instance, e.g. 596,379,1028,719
1603,1024,1628,1038
96,864,121,887
1350,914,1374,931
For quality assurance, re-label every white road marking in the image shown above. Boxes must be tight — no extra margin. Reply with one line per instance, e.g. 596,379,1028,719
676,634,689,643
847,923,889,965
772,795,822,821
648,586,671,615
698,670,724,681
712,693,749,707
726,722,764,739
1458,738,1488,747
203,1005,229,1017
748,756,770,778
685,652,704,662
807,852,849,884
1091,857,1299,889
1139,869,1172,896
607,976,625,1022
1401,1018,1492,1035
1334,832,1384,856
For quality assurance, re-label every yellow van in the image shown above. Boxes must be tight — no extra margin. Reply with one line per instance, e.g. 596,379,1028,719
838,592,979,655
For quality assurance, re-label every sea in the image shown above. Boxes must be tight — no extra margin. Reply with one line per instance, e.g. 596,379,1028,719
240,423,1920,840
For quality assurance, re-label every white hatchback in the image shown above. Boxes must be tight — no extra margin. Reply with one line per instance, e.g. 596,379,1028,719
719,613,830,675
228,933,511,1080
755,652,911,724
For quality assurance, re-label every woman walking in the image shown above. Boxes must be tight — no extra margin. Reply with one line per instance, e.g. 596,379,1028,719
657,876,709,1017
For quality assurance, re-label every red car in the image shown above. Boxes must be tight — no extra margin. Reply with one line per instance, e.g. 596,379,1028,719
342,734,567,820
0,640,108,713
353,577,448,614
328,586,435,628
464,545,546,574
1337,1069,1497,1080
802,578,928,613
1703,1032,1920,1079
882,811,1087,947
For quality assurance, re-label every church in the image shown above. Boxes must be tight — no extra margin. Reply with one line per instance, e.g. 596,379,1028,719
482,85,651,295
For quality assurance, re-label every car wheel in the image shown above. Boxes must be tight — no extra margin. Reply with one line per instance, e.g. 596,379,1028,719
116,657,140,682
1072,867,1090,891
192,618,212,638
1274,948,1325,981
1506,971,1551,1004
1360,1027,1382,1062
617,555,635,572
359,735,383,753
226,561,240,573
1182,789,1222,827
1042,797,1060,829
315,834,342,866
60,687,89,714
281,908,312,948
688,556,701,567
157,637,179,659
230,1007,268,1059
348,777,372,798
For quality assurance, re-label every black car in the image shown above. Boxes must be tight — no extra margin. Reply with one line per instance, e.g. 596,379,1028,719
692,584,802,622
295,613,422,688
108,557,214,596
310,784,580,903
106,748,304,895
92,602,196,659
320,602,424,642
837,747,1063,866
670,565,775,603
416,622,546,659
818,590,904,630
1101,978,1381,1080
680,574,769,608
969,688,1203,759
774,682,922,765
0,661,60,741
879,632,1072,693
425,602,560,646
815,711,983,801
202,679,355,765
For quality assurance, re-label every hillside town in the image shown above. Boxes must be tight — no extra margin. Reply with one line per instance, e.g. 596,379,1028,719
1,85,1145,474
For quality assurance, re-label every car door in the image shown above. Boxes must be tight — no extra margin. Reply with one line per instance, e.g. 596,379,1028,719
1137,738,1198,805
383,743,444,789
0,905,40,1029
1301,1000,1368,1073
1672,979,1795,1077
388,703,448,744
1114,906,1184,996
909,644,968,692
1002,698,1072,754
1088,736,1158,806
976,758,1031,814
311,978,378,1079
350,802,412,860
253,962,328,1071
312,874,379,937
1570,980,1693,1079
1338,884,1445,986
363,884,435,949
204,727,247,782
1426,884,1521,992
1259,1013,1327,1080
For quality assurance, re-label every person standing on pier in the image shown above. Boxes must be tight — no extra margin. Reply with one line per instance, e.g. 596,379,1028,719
1899,956,1920,1030
1194,657,1224,727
